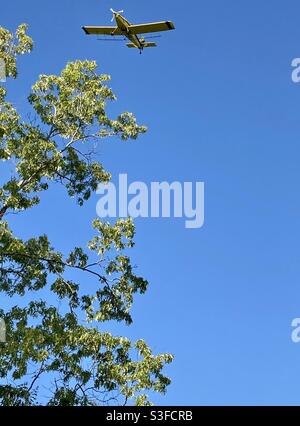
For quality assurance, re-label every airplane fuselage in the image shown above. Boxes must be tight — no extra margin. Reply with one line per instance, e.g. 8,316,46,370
114,14,143,50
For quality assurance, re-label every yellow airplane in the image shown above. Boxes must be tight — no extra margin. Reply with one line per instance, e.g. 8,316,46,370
83,9,175,54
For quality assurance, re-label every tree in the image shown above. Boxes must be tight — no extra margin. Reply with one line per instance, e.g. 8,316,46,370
0,24,173,406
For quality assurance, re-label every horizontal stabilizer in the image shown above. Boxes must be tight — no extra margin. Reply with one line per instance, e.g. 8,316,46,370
127,42,157,49
143,42,157,48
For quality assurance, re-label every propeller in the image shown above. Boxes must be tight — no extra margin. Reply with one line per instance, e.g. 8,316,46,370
110,8,124,22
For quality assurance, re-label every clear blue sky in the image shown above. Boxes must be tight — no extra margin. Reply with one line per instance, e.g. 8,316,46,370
3,0,300,406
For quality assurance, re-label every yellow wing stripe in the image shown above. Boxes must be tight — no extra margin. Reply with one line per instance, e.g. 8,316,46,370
82,26,122,35
128,21,175,35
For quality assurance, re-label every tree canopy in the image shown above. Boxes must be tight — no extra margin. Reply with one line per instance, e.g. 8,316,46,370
0,24,173,406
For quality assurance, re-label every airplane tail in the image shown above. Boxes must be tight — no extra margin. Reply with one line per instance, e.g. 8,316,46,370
126,42,157,49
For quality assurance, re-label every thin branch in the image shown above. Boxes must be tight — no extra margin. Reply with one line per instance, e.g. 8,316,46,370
1,252,108,283
28,361,46,393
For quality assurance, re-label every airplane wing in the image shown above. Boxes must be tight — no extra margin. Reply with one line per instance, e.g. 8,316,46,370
128,21,175,35
82,26,122,35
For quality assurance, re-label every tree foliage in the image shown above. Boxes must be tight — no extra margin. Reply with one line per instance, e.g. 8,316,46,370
0,24,173,406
